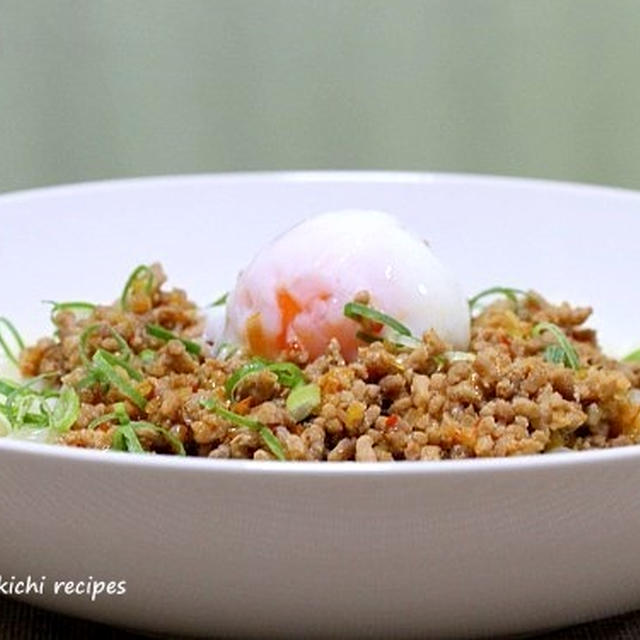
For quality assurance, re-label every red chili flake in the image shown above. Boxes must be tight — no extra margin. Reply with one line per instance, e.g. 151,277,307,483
385,414,399,428
499,335,511,347
370,321,384,334
232,397,252,416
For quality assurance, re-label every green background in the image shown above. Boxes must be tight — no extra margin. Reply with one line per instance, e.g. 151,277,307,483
2,0,639,193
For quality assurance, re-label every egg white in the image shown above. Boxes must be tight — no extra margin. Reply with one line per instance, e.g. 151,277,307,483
212,210,470,359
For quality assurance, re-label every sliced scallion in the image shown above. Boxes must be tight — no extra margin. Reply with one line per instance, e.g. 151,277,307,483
0,317,25,366
623,349,640,363
145,324,201,355
225,359,269,398
76,370,103,391
0,373,73,433
101,402,185,455
88,401,130,430
49,386,79,432
87,412,118,430
344,302,412,337
208,292,229,307
139,349,156,364
225,358,305,400
80,323,133,367
4,372,57,406
286,383,321,422
213,341,238,360
128,421,186,456
121,265,154,311
443,351,476,363
345,302,422,349
111,423,145,453
201,398,262,429
266,362,305,389
356,330,421,350
91,351,147,410
201,398,285,460
355,331,378,344
532,322,580,370
43,301,96,323
256,427,285,461
95,349,143,382
544,344,566,365
387,333,421,349
116,402,130,423
0,378,20,397
433,351,475,370
468,287,527,312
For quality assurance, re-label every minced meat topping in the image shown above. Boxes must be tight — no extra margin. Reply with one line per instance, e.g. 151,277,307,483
16,265,640,461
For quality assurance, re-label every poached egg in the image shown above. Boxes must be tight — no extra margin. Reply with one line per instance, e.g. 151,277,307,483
212,210,470,361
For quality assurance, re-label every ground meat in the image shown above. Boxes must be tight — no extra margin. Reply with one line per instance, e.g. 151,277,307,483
13,268,640,461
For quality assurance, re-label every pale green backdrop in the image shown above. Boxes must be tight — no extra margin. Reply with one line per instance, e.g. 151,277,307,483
1,0,639,193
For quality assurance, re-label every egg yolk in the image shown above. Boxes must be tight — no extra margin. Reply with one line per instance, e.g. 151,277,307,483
244,288,360,360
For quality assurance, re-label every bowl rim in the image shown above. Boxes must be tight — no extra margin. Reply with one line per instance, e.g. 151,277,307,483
1,436,639,476
1,169,640,205
2,170,639,476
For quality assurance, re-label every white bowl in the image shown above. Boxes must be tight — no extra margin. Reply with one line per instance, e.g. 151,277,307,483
1,172,640,638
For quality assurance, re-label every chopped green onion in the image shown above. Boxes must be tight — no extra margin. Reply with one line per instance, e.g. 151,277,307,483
201,398,285,460
139,349,156,364
13,398,50,427
201,398,263,429
80,323,133,367
623,349,640,363
4,427,54,443
49,386,79,432
0,317,25,366
532,322,580,370
266,362,305,389
213,342,238,360
4,395,46,427
387,333,422,349
225,359,269,398
87,412,118,430
111,423,145,453
355,331,379,344
95,349,143,382
76,370,103,391
79,324,99,366
128,421,186,456
433,354,447,370
145,324,201,355
256,427,285,461
113,402,129,424
0,373,73,433
4,372,57,406
468,287,527,312
544,344,566,365
225,358,305,400
91,351,147,410
345,302,421,349
120,265,154,311
102,402,184,455
91,402,129,429
433,351,475,370
443,351,476,363
356,330,421,350
43,301,95,323
344,302,412,337
208,292,229,307
286,383,321,422
0,408,10,436
0,378,20,397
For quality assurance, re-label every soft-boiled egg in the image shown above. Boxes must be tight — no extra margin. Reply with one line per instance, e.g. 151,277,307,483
214,210,470,361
